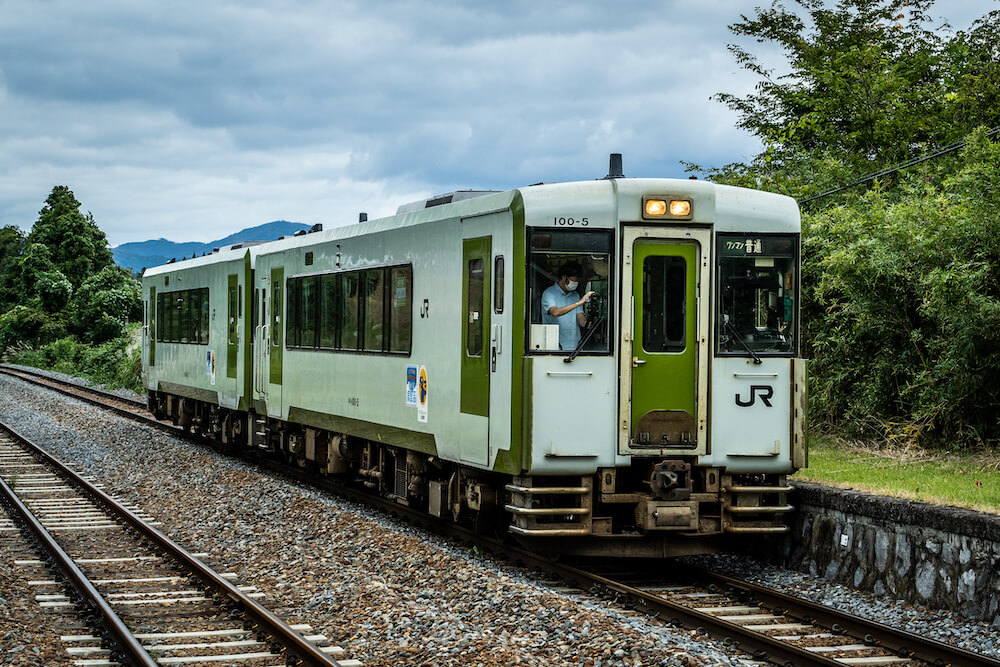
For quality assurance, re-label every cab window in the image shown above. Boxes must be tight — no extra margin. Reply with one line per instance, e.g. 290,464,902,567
526,228,613,354
716,233,799,356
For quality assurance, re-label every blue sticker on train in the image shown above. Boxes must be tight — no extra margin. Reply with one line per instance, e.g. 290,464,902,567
406,365,418,407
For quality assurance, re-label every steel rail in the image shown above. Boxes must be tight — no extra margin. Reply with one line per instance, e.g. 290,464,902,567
7,367,1000,666
495,551,848,667
269,462,849,667
245,441,1000,667
0,420,346,667
0,364,146,409
680,565,1000,667
0,366,190,442
0,442,158,667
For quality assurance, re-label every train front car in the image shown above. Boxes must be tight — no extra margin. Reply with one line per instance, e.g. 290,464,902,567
510,177,805,557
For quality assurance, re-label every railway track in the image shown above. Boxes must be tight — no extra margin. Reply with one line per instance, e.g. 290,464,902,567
522,559,1000,667
2,365,999,667
0,417,357,667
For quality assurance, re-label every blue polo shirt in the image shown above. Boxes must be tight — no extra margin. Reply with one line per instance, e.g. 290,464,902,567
541,283,582,350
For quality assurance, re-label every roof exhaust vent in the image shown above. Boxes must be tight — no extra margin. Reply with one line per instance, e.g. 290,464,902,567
359,212,368,223
309,223,323,233
605,153,624,179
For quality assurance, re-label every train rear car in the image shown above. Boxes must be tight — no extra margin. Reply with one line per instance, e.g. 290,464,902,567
142,246,255,444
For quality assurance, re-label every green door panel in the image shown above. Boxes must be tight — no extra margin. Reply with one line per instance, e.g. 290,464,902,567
227,273,238,379
270,266,284,385
631,241,698,443
460,237,491,416
149,286,156,366
242,252,253,409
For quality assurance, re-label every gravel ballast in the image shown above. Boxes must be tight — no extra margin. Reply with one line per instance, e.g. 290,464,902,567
2,371,999,664
0,375,739,666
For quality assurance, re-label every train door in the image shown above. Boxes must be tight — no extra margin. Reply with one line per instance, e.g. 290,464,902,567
146,287,156,368
253,276,270,403
267,266,284,415
227,274,239,379
619,226,710,456
459,236,491,465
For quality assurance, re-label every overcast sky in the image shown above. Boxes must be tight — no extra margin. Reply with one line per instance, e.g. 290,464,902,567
0,1,994,246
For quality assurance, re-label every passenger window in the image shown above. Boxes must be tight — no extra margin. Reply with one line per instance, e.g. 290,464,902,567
494,256,504,315
339,273,360,350
319,274,338,349
280,266,411,354
156,294,165,341
467,258,484,357
180,292,191,343
363,269,385,352
642,256,686,353
228,286,237,345
200,289,210,343
189,290,201,344
390,266,412,353
301,276,317,348
171,294,181,343
285,279,300,347
271,281,281,347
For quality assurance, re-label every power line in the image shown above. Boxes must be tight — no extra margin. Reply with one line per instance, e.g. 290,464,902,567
798,126,1000,206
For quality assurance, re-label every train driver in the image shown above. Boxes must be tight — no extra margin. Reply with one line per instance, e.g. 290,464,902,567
542,261,595,350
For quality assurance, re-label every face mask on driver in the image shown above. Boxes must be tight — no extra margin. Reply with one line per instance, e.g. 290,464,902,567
565,280,579,291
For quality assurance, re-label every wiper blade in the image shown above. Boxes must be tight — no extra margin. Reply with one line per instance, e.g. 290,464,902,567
725,319,763,364
564,316,604,363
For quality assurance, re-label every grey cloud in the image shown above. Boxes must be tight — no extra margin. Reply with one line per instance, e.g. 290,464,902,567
7,0,984,244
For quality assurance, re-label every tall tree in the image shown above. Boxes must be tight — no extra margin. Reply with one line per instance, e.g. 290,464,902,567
0,226,27,312
28,186,113,289
699,2,1000,446
696,1,999,198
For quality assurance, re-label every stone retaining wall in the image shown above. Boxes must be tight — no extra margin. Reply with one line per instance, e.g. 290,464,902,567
778,482,1000,625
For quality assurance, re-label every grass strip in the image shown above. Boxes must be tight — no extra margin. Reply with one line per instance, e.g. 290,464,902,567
793,435,1000,514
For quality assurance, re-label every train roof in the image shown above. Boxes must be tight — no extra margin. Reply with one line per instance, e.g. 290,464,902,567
142,243,261,278
142,177,800,273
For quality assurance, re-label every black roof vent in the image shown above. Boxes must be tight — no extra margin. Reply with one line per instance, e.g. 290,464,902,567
309,223,323,233
426,194,454,208
395,190,500,214
359,213,368,223
605,153,624,179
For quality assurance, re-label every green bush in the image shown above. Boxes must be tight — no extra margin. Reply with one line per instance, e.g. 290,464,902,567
805,130,1000,447
72,265,141,343
5,325,143,394
0,305,49,350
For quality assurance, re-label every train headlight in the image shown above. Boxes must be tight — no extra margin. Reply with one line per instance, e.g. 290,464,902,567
642,196,693,221
644,199,668,217
669,200,691,217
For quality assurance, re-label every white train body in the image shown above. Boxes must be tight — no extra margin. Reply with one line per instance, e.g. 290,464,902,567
143,171,805,557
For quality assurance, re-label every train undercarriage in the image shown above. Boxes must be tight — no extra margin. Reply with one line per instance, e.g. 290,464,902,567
149,390,793,558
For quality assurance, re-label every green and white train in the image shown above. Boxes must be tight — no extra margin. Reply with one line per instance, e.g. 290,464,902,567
141,157,806,557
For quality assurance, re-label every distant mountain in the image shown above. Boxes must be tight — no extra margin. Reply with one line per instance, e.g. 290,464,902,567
113,220,311,272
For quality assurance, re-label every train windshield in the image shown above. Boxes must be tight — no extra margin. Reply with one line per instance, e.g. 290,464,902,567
716,233,798,357
527,228,613,355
